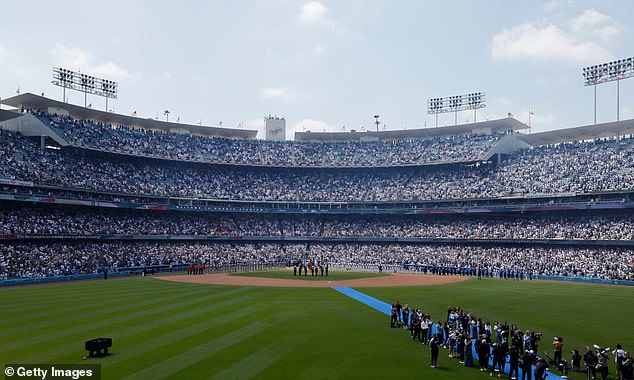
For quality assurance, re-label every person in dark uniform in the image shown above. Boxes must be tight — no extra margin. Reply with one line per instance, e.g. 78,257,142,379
571,349,582,372
508,345,520,380
464,335,474,367
584,346,598,380
402,304,410,330
430,333,441,368
389,304,398,328
394,301,402,324
534,358,548,380
621,351,633,380
521,350,535,380
478,337,491,372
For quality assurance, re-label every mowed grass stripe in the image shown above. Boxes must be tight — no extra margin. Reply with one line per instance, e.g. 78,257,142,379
207,336,298,380
1,286,249,352
102,305,259,368
0,286,223,336
11,296,258,364
0,278,183,318
116,321,271,380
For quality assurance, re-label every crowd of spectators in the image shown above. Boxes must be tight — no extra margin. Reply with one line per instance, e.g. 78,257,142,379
3,207,634,241
1,241,631,281
2,116,634,283
2,128,634,202
0,242,286,280
34,111,503,167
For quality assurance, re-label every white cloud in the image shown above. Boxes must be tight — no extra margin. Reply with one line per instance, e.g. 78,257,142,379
569,9,621,40
52,45,128,80
491,21,612,64
292,118,332,133
162,72,172,80
299,1,328,24
260,86,293,101
543,0,577,12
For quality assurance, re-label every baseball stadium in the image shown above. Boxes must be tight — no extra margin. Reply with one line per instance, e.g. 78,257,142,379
1,88,633,380
2,2,634,378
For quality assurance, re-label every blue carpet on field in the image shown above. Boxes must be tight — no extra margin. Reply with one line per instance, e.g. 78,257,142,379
332,286,564,380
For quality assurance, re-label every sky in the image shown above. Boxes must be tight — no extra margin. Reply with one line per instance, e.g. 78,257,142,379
0,0,632,139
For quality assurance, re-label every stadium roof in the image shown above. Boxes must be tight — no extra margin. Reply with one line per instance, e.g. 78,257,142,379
517,118,634,146
1,93,258,140
0,109,21,123
294,117,529,142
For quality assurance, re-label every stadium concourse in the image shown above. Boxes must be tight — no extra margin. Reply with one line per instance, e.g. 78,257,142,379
0,93,633,284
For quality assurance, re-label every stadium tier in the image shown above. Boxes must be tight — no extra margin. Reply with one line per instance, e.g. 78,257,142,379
1,127,634,202
0,104,633,283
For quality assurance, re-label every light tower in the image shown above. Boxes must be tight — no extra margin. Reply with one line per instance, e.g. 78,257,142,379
583,57,634,124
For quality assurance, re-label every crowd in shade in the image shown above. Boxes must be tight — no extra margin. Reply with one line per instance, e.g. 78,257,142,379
1,241,632,281
33,111,504,167
2,208,634,241
2,129,634,202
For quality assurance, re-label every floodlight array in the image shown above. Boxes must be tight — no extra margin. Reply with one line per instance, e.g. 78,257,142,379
583,57,634,86
52,67,118,99
427,92,486,114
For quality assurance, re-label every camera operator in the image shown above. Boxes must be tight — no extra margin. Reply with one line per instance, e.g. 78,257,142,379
596,346,610,380
531,331,542,352
534,357,549,380
584,346,598,380
553,336,564,365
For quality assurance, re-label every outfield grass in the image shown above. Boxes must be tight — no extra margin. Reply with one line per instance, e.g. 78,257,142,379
0,276,631,379
231,270,389,281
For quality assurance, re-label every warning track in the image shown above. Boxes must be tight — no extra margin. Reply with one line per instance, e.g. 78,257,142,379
159,272,468,288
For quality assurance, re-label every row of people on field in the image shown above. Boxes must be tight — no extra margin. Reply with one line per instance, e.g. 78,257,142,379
389,303,633,379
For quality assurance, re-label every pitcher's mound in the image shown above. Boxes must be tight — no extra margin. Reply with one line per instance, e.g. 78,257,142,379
160,273,468,287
